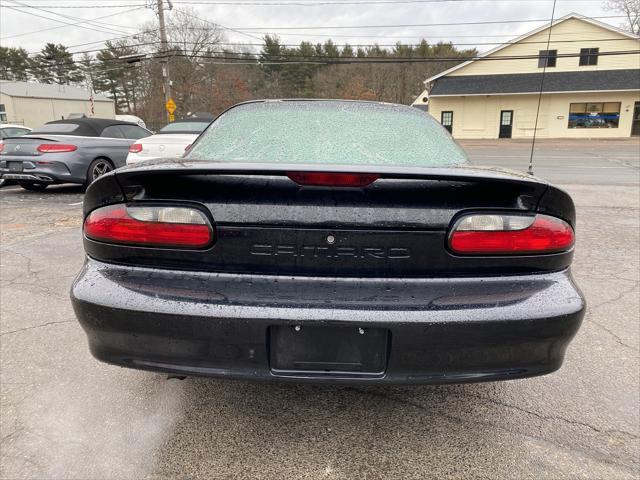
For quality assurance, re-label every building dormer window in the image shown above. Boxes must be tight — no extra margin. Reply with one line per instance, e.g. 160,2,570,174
579,48,599,66
538,50,557,68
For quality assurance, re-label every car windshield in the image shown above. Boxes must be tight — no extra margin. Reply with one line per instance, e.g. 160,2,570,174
159,121,209,134
32,123,80,134
185,101,468,168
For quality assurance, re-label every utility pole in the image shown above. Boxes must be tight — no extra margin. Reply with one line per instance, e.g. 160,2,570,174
156,0,172,122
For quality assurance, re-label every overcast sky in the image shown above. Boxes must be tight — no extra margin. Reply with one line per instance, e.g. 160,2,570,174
0,0,618,56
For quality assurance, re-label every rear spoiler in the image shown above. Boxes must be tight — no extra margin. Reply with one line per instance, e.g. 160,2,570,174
87,160,574,227
114,159,549,187
1,136,61,142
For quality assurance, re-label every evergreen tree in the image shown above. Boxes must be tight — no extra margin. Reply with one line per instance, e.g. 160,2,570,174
30,43,84,85
340,44,354,58
0,47,30,81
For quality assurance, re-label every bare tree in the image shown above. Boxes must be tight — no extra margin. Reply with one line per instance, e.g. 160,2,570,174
138,7,227,117
604,0,640,34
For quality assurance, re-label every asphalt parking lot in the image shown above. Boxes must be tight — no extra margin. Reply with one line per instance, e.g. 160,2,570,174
1,139,638,479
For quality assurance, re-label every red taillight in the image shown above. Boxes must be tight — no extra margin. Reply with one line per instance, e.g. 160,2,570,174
286,172,379,187
449,214,574,255
0,143,4,154
129,143,143,154
37,144,77,153
84,204,213,248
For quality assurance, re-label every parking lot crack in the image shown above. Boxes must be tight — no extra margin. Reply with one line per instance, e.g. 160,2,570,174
455,392,640,441
347,388,638,469
0,320,75,337
0,249,42,276
585,281,640,352
586,317,639,351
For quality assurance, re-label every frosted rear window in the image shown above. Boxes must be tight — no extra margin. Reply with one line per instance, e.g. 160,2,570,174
186,101,468,168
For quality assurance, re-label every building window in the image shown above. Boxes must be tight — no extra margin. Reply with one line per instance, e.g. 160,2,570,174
441,111,453,134
0,104,6,122
568,102,620,129
538,50,557,68
579,48,599,66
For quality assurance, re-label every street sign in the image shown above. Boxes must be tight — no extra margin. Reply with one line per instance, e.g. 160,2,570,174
168,113,175,122
165,98,176,114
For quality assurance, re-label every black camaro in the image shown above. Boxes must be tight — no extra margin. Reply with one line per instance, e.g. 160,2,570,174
71,100,585,384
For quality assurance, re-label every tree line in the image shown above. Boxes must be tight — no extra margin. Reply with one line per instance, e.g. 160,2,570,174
0,8,476,128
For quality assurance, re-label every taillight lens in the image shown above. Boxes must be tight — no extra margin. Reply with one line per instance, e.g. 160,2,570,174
0,143,4,154
84,204,213,248
449,213,574,255
37,144,77,153
129,143,143,154
287,172,379,187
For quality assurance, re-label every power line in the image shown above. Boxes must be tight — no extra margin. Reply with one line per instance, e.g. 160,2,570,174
226,30,634,39
26,30,637,60
36,29,632,55
33,48,640,70
171,0,610,4
146,48,640,61
0,5,146,39
225,15,629,30
49,36,638,59
78,36,640,50
4,0,135,35
3,2,147,7
13,0,607,4
177,6,264,41
24,28,160,56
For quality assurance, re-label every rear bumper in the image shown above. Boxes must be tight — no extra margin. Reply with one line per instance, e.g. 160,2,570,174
71,259,585,384
0,160,82,184
0,172,57,183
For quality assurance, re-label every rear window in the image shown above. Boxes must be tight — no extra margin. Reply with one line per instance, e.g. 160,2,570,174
32,123,80,134
185,101,467,168
1,127,30,138
159,121,209,134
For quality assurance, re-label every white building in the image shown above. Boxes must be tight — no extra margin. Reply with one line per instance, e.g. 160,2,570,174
413,14,640,139
0,81,115,129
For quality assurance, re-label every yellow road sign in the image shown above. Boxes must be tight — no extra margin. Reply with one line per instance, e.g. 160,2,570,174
168,113,175,122
165,98,176,114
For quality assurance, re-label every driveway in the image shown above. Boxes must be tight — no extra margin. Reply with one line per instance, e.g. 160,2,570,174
1,139,638,479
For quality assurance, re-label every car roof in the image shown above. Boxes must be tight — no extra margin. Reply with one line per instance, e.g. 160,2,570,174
36,118,141,136
0,124,31,129
171,118,212,123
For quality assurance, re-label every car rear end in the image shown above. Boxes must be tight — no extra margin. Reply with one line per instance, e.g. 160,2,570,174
71,100,585,384
126,120,210,164
0,136,85,185
126,133,198,163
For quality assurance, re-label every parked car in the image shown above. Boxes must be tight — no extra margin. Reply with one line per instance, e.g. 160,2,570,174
0,118,151,191
0,124,32,187
115,114,147,129
72,100,584,384
126,117,211,164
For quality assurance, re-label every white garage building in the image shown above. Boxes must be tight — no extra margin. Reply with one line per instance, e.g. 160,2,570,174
0,81,115,129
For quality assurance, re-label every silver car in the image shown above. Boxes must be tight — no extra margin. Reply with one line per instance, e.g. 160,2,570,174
0,118,151,191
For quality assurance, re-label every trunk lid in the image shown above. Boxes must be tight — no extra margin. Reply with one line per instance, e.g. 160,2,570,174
81,162,574,277
0,136,62,157
137,134,198,158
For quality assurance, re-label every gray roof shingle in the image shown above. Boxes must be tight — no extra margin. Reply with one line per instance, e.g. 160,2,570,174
429,69,640,96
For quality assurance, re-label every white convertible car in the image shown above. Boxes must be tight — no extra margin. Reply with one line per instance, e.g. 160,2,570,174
126,118,211,164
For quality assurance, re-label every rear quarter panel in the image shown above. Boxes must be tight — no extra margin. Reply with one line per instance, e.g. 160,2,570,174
78,137,134,170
